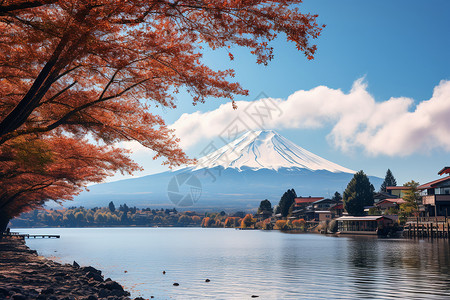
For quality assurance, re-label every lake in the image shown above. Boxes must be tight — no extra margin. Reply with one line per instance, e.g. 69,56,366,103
22,228,450,299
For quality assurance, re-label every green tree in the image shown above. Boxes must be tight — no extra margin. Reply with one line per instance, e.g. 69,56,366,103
257,199,273,214
343,171,374,216
278,189,297,218
108,201,116,212
380,169,397,192
399,180,420,223
332,191,342,202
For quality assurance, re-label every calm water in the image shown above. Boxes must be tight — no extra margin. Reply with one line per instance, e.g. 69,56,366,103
21,228,450,299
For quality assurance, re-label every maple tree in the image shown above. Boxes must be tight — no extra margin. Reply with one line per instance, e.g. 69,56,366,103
0,0,324,231
0,134,138,232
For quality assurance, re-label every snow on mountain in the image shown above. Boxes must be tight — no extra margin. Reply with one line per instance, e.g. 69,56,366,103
193,130,355,173
66,130,373,210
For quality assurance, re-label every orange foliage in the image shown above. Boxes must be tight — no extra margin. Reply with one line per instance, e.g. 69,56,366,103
191,216,201,224
291,219,306,228
0,1,324,225
240,214,256,228
0,135,137,222
275,220,288,230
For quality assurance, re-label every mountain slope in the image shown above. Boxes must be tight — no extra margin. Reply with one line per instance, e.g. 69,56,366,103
66,130,381,210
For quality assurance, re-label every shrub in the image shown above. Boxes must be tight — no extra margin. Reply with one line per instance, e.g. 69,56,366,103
275,220,290,231
291,219,306,230
328,219,338,233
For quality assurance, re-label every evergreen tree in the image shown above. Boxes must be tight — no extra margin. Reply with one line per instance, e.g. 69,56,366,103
258,199,273,214
108,201,115,212
343,171,375,216
278,189,297,218
380,169,397,193
332,191,342,202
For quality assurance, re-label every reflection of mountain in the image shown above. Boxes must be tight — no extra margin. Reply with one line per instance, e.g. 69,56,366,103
69,130,382,210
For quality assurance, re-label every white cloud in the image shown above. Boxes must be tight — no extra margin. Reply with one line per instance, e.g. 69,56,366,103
170,79,450,156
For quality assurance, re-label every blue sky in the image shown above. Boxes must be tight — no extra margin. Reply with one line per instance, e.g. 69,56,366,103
116,0,450,186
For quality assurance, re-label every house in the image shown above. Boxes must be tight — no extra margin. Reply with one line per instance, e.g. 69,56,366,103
290,208,315,221
418,169,450,217
373,191,397,203
330,203,344,217
312,198,337,210
386,186,411,198
336,215,394,235
291,197,324,221
315,211,333,222
375,198,406,211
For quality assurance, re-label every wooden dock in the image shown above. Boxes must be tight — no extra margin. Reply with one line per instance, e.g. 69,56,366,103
3,232,60,239
404,217,450,239
26,234,60,239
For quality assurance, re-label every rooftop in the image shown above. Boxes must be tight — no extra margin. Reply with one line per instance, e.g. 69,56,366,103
438,166,450,175
418,176,450,190
330,203,344,210
295,197,324,204
312,198,335,204
375,198,407,205
386,186,411,190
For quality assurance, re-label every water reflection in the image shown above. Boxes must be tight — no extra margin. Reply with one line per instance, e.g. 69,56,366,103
24,228,450,299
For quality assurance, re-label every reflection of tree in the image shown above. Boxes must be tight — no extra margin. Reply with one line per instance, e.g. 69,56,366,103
347,237,379,299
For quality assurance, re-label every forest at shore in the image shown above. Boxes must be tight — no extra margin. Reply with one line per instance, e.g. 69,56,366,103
10,201,310,231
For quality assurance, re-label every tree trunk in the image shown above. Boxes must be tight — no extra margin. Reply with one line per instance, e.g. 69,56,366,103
0,210,11,239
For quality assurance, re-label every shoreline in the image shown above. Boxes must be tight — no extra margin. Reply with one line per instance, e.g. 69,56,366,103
0,238,140,300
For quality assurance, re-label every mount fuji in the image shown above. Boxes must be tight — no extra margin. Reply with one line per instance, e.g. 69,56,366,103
68,130,382,210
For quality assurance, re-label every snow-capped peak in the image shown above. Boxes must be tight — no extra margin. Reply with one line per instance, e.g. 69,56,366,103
193,130,355,173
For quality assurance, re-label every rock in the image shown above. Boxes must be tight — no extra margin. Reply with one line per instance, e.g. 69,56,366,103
251,295,259,298
173,283,179,286
85,271,104,282
134,297,146,300
162,270,166,274
99,280,124,291
73,261,80,268
41,287,54,294
12,294,27,300
97,289,109,298
0,287,11,297
205,279,210,282
81,296,97,300
81,266,102,276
